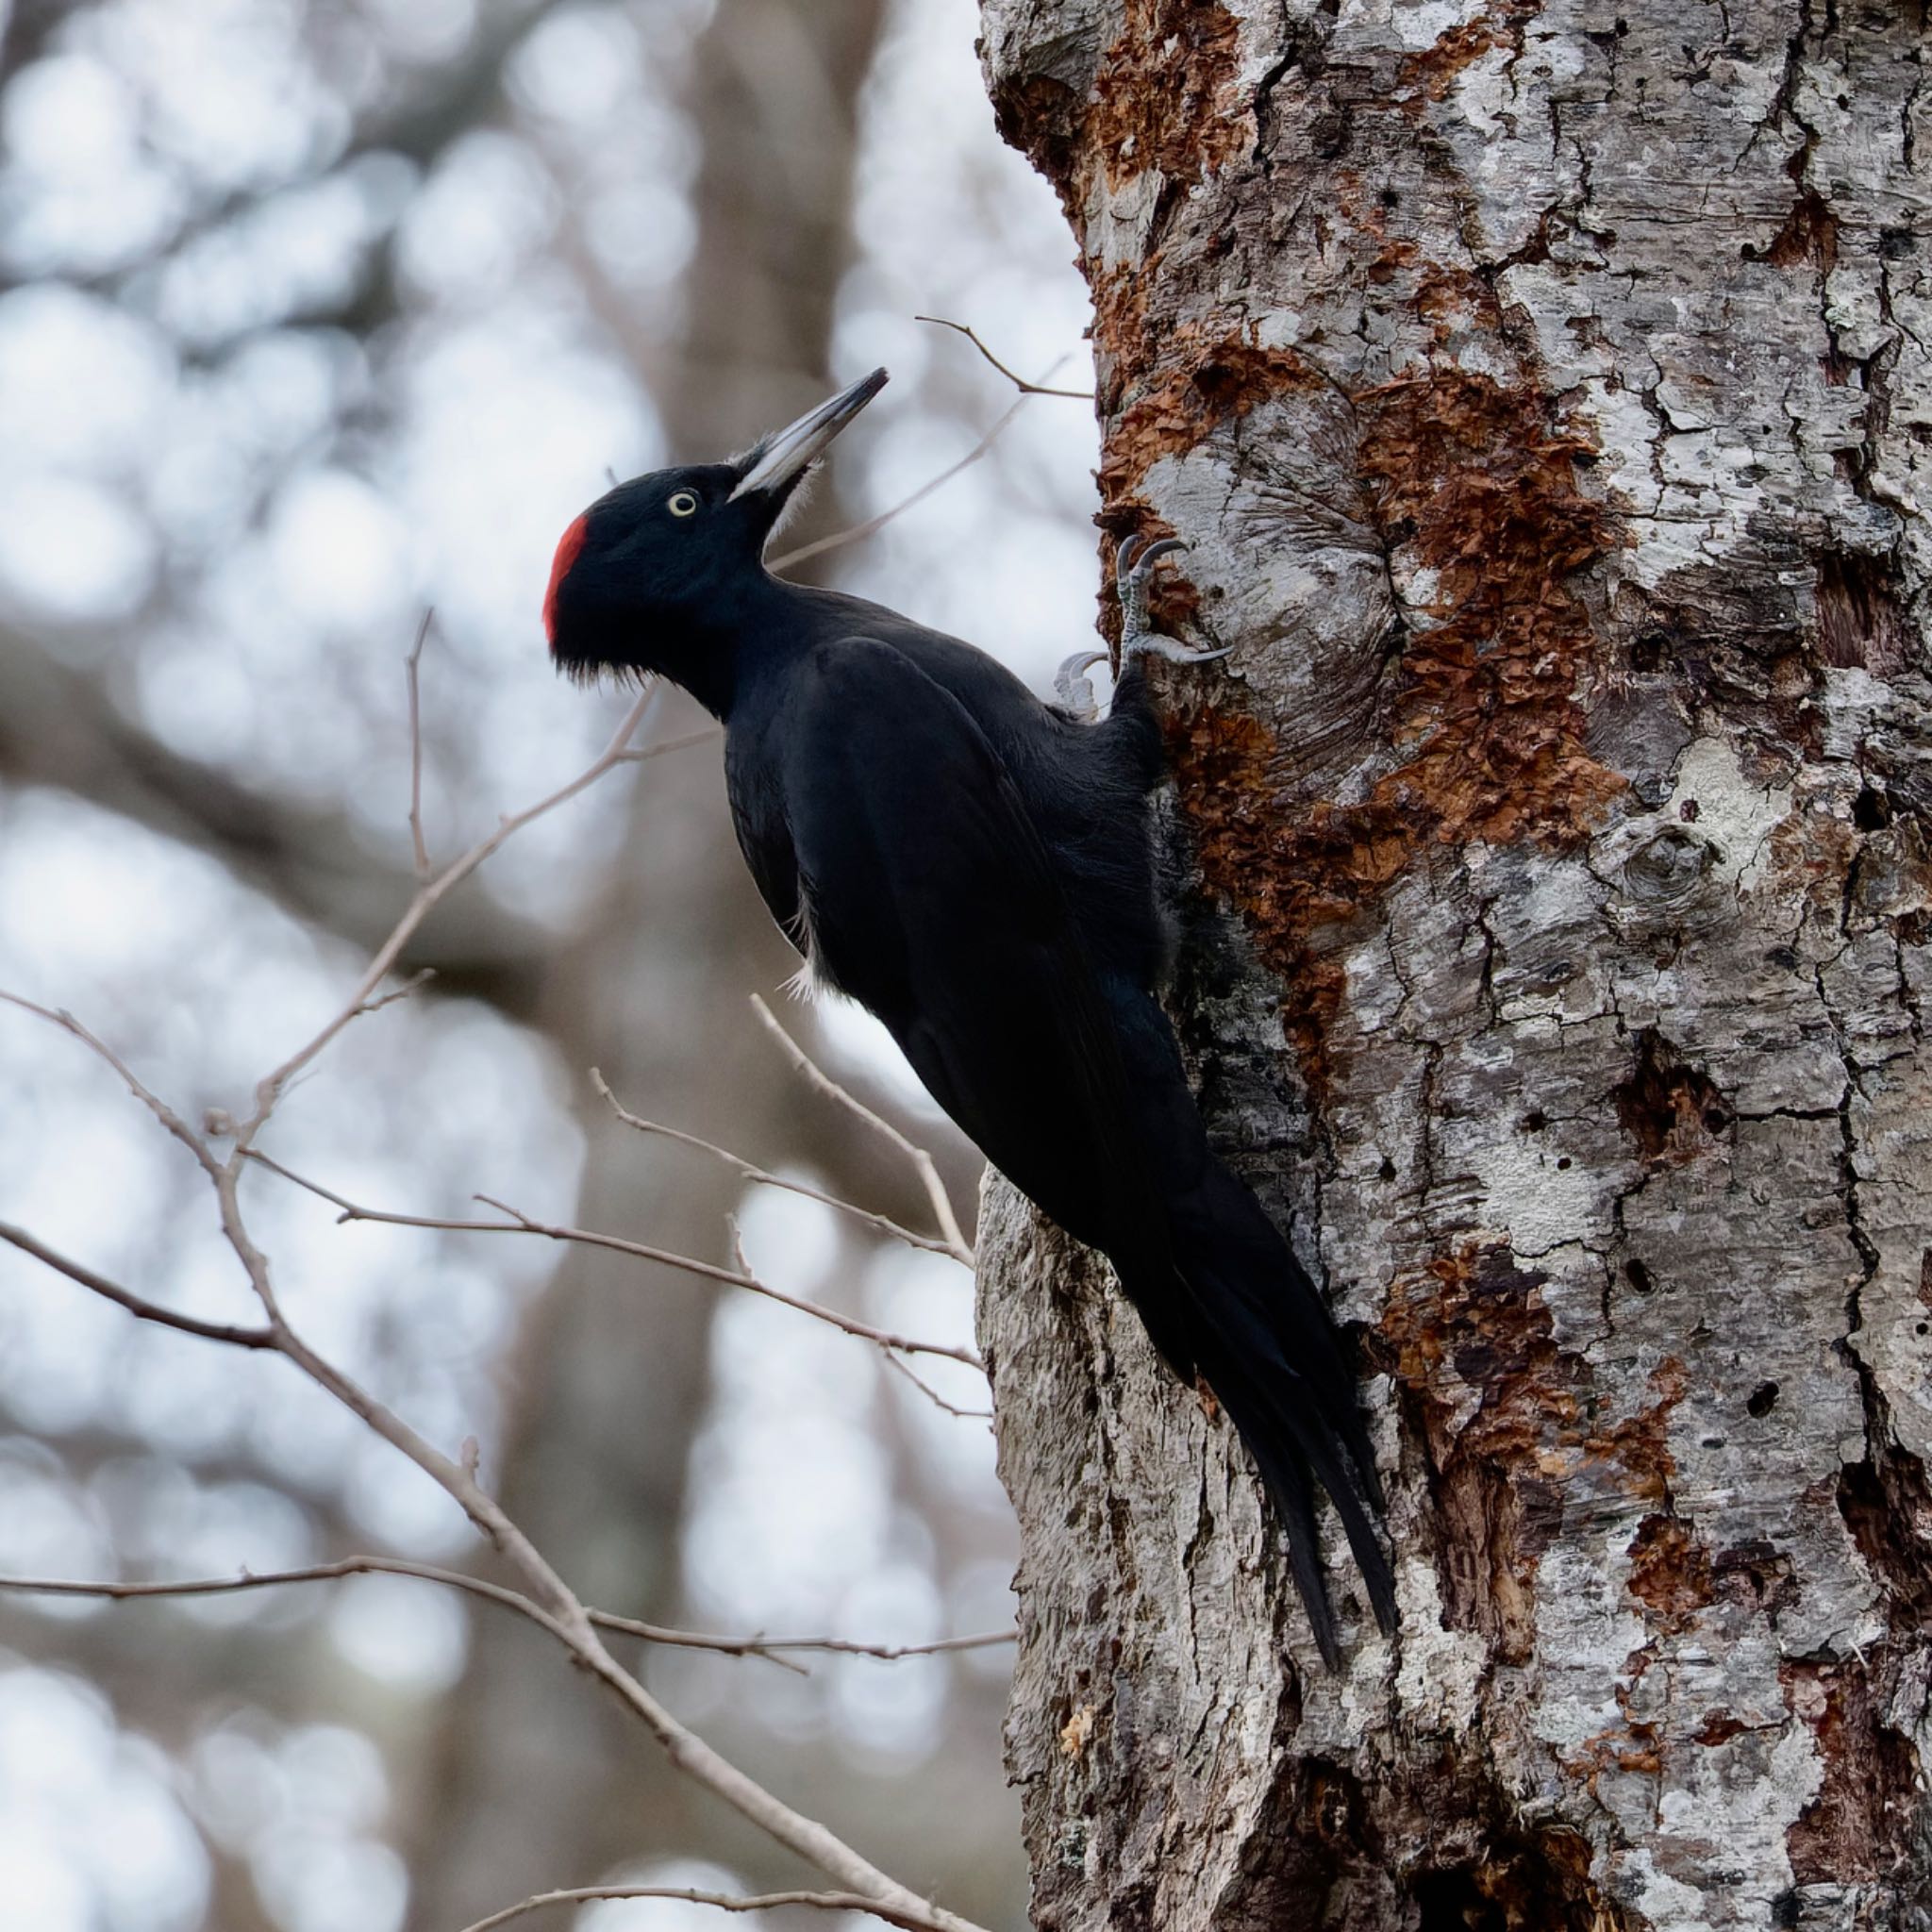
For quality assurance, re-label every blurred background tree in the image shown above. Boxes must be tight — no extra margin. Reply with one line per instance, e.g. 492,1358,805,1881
0,1,1099,1926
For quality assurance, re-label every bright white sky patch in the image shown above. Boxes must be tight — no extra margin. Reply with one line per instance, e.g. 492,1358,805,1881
266,467,412,632
0,1665,209,1932
0,474,156,623
327,1572,471,1693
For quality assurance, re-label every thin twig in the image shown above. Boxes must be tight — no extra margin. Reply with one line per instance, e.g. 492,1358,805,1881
473,1194,981,1368
0,993,219,1178
0,1555,546,1621
358,966,437,1016
241,1153,983,1368
236,686,658,1147
591,1612,1016,1663
915,314,1095,399
616,724,722,763
591,1069,962,1260
582,1611,804,1674
750,995,974,1266
405,608,434,880
0,1558,830,1676
0,1223,275,1349
881,1347,993,1423
460,1887,933,1932
770,396,1027,573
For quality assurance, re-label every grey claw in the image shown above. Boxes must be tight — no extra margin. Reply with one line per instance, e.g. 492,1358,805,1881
1115,537,1224,673
1126,537,1188,585
1136,639,1234,667
1054,648,1110,721
1115,535,1189,594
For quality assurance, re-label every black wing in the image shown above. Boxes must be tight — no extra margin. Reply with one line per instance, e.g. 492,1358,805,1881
776,637,1391,1657
776,636,1167,1272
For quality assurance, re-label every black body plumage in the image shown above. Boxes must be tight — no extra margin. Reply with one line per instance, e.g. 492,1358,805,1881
546,371,1395,1663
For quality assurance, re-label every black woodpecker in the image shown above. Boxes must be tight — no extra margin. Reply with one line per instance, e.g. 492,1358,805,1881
544,369,1395,1664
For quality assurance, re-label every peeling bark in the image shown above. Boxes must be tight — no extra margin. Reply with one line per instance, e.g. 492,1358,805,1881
973,0,1932,1922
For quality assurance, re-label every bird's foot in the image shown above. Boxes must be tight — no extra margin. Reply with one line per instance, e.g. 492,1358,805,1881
1116,536,1234,671
1053,649,1110,722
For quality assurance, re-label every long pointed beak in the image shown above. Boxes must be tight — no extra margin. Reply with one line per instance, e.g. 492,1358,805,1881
727,368,888,502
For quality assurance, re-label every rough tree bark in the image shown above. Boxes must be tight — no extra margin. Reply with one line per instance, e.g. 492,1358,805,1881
973,0,1931,1924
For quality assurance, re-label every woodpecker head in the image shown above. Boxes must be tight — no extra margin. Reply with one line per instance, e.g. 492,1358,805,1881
543,367,887,696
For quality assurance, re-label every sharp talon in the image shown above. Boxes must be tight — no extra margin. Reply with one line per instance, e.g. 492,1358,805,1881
1113,535,1188,593
1054,649,1110,721
1113,536,1222,673
1127,538,1188,587
1139,640,1233,667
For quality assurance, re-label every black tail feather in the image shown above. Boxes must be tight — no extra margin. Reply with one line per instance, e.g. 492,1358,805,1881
1210,1342,1398,1642
1099,991,1394,1663
1260,1437,1342,1669
1137,1152,1398,1661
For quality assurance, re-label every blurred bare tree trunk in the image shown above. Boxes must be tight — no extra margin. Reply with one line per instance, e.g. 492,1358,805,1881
405,2,888,1921
974,0,1932,1924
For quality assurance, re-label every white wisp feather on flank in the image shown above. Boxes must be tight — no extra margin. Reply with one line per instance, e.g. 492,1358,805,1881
781,894,831,1003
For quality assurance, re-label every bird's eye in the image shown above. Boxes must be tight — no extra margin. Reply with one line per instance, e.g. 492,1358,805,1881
667,491,699,518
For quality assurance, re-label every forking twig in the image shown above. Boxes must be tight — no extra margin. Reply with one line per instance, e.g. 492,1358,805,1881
881,1347,994,1423
235,684,658,1150
915,314,1095,400
591,1067,964,1261
770,394,1029,573
239,1150,983,1369
0,1559,1014,1674
749,995,974,1267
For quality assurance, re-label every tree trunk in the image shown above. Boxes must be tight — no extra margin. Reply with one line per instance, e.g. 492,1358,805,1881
973,0,1932,1924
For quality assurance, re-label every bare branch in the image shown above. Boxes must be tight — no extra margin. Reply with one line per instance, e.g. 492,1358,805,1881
460,1887,936,1932
613,1624,1019,1663
750,995,975,1266
915,314,1095,400
591,1068,964,1259
770,395,1028,574
4,664,993,1932
453,1194,983,1370
11,1172,984,1923
0,992,219,1178
169,1234,987,1928
406,608,435,880
0,1222,275,1350
242,1154,984,1367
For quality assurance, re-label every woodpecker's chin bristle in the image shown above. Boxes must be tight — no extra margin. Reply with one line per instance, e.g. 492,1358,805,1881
556,656,652,691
